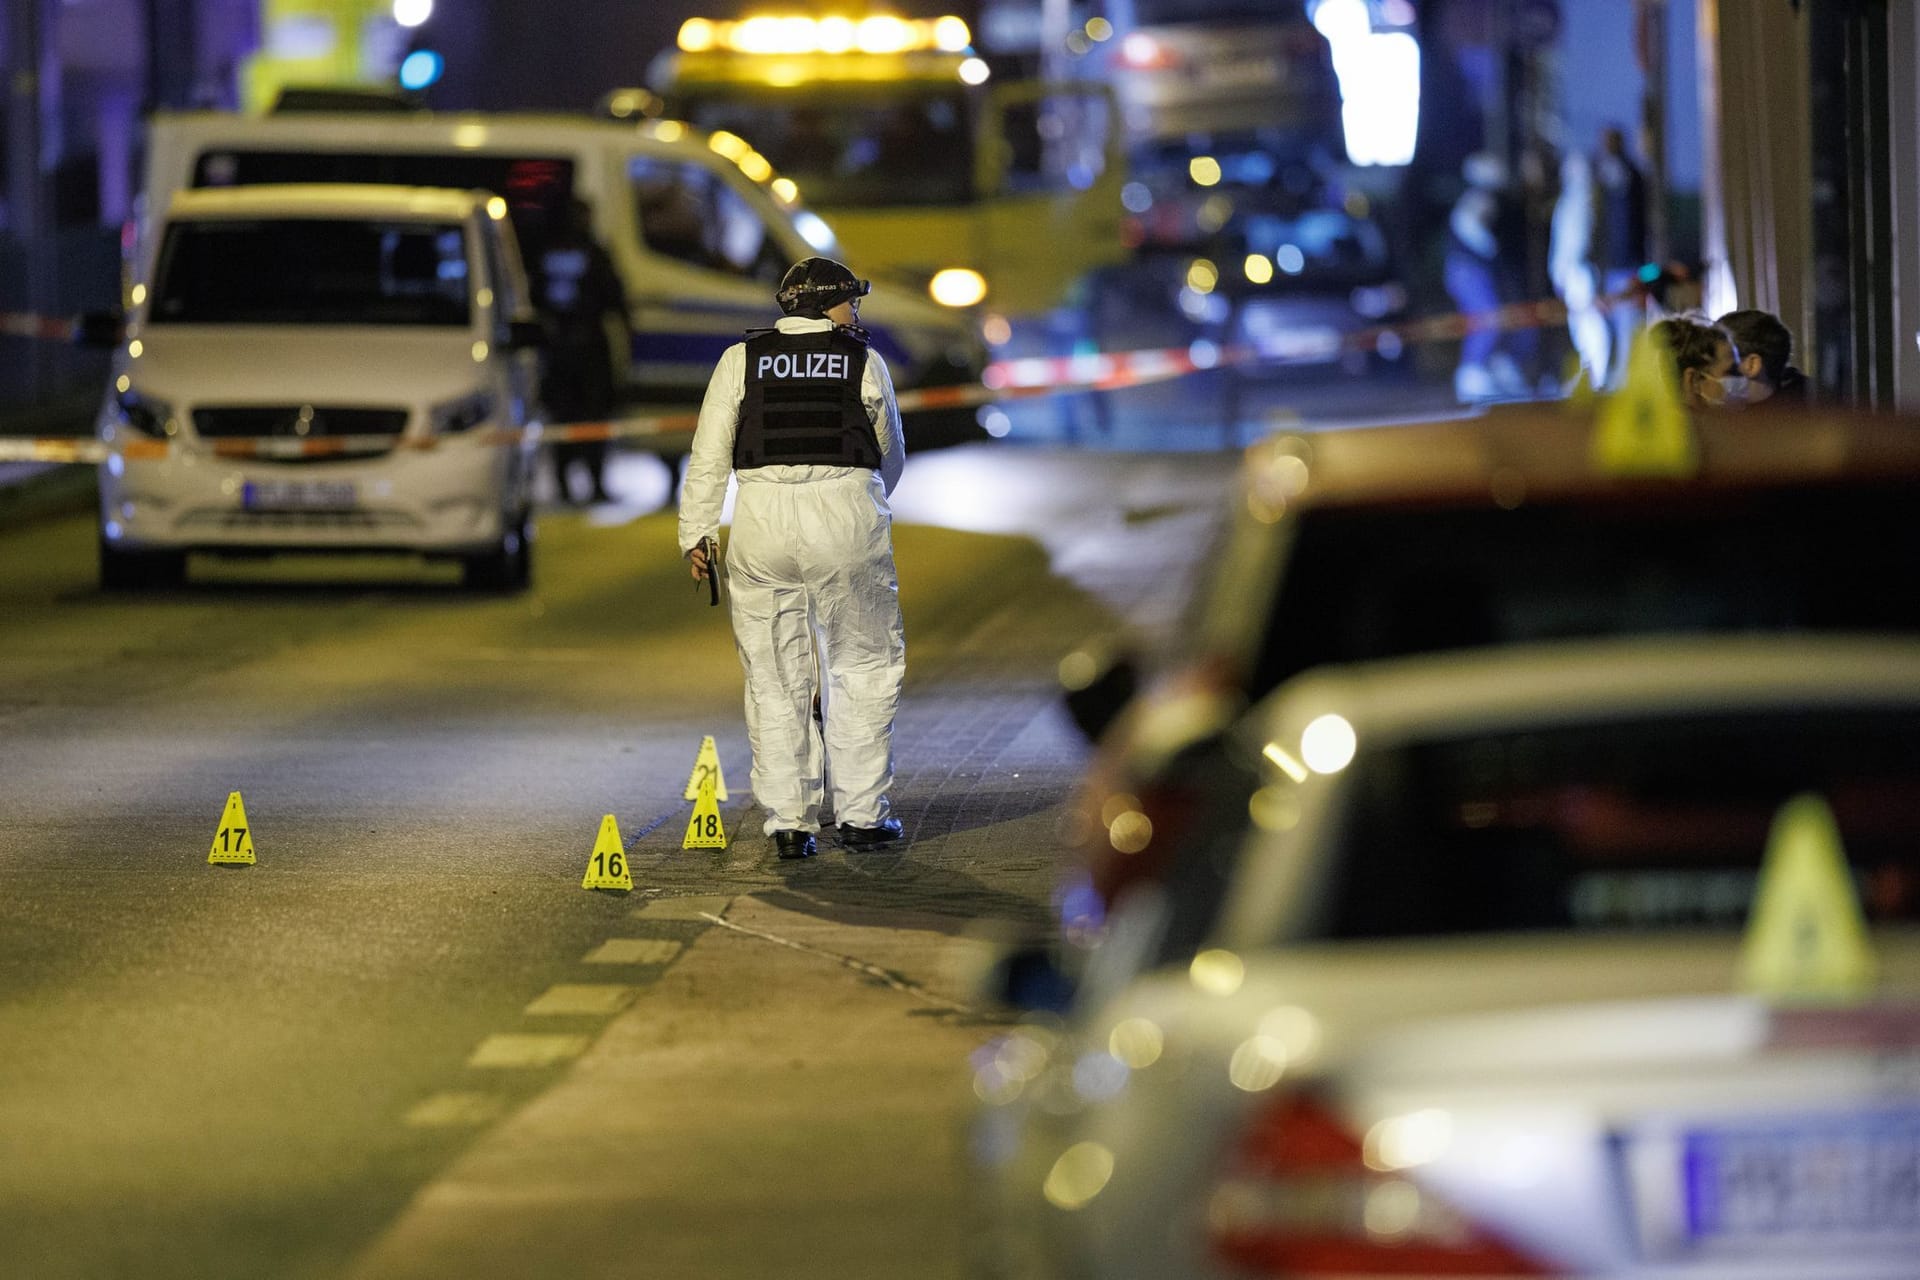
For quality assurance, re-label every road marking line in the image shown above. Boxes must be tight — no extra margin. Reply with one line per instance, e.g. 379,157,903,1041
522,983,637,1016
629,895,733,922
582,938,683,965
466,1033,591,1068
404,1091,510,1128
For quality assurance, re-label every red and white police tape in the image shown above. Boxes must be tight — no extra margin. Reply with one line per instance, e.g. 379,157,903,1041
0,296,1576,467
0,310,80,344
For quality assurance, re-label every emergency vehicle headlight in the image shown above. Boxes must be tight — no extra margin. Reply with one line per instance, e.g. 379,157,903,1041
929,268,988,308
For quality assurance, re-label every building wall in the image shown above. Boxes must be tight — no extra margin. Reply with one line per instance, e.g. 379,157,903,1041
1695,0,1812,348
1890,0,1920,409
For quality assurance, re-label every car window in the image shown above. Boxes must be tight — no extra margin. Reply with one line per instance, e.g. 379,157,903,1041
672,88,975,209
997,90,1110,195
629,156,786,283
149,219,471,326
1315,707,1920,939
1124,0,1306,24
1247,486,1920,699
1237,208,1387,273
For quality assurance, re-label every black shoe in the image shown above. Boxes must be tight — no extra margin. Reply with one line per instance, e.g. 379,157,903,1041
774,830,817,860
838,818,904,851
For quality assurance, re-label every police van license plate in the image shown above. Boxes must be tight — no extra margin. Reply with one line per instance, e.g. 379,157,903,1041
1682,1113,1920,1244
242,480,358,511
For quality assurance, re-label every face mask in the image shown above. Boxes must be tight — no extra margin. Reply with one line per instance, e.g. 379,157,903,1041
1696,371,1750,408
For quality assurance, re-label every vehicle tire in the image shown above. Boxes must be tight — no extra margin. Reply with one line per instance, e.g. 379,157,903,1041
462,515,531,593
99,539,186,592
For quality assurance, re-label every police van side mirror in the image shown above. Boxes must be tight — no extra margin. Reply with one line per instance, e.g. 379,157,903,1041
506,319,548,350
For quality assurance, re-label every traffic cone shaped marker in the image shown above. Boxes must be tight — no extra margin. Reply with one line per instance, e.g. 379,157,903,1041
683,777,728,850
683,735,729,802
581,814,633,891
208,791,256,866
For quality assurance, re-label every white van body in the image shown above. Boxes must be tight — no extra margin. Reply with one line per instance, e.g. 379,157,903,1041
97,184,542,590
139,111,988,446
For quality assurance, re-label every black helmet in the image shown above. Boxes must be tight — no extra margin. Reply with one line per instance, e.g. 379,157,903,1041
777,257,871,317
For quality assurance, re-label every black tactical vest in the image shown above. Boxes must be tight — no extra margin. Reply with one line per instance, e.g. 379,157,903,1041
735,327,882,470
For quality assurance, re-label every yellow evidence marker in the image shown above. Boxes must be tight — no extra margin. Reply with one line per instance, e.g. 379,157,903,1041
683,735,729,802
1740,793,1876,1004
683,777,728,850
1591,329,1698,478
581,814,633,892
208,790,256,866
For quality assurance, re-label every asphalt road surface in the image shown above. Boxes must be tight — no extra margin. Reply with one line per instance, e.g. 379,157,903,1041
0,444,1232,1279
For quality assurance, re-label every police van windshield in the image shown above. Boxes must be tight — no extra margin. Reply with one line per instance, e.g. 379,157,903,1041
672,87,974,208
150,219,472,326
192,150,574,260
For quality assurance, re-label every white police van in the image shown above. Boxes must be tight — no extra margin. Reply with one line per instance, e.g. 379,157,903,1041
138,110,988,449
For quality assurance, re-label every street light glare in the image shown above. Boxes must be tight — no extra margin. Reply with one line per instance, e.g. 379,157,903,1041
393,0,433,29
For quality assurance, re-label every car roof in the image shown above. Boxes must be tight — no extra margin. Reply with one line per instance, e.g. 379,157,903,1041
162,183,489,220
153,109,633,144
1255,404,1920,514
1253,635,1920,749
149,109,732,164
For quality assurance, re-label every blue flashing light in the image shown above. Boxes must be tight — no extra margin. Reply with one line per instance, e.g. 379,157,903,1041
399,50,444,91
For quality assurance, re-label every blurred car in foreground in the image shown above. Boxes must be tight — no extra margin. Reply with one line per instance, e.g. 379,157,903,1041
1044,407,1920,1003
971,636,1920,1279
96,184,542,590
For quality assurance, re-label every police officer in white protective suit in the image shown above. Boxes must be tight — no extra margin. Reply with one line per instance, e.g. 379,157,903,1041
680,257,907,861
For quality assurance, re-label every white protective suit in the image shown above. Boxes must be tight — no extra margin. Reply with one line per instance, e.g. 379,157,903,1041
678,315,907,836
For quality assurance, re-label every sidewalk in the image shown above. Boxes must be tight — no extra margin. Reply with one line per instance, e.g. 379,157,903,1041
345,896,997,1280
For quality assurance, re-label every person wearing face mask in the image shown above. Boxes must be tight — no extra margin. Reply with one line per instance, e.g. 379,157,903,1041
1715,309,1809,407
1650,316,1747,410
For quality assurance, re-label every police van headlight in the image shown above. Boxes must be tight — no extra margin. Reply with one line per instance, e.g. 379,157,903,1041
430,390,498,434
112,386,178,438
929,268,988,309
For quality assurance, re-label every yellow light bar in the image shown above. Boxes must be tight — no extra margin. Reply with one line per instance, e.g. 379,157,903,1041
679,13,971,56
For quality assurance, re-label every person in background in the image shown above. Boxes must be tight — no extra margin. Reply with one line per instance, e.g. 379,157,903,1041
1549,150,1610,389
1594,125,1650,389
1445,153,1534,401
538,197,629,504
1716,308,1809,406
1651,315,1744,411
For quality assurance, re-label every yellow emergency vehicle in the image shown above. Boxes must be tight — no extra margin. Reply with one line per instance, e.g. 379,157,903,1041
647,12,1127,318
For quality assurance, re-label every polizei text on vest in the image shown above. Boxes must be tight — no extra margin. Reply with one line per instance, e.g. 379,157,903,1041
757,351,854,380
